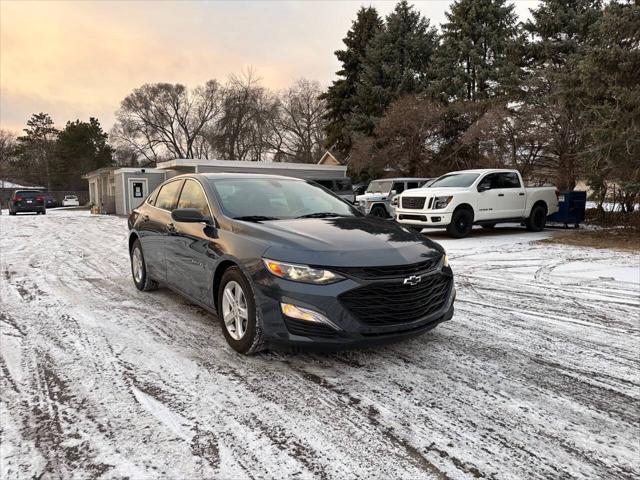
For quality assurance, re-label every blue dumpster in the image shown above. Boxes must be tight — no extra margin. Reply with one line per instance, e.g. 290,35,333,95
547,191,587,228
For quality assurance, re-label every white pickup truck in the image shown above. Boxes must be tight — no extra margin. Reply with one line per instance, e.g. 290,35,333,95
394,169,559,238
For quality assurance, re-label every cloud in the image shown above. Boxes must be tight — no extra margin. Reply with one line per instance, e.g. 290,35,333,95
0,1,538,132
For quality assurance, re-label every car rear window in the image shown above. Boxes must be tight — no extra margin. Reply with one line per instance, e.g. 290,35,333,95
16,190,40,198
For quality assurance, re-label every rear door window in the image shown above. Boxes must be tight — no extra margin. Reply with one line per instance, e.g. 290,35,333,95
407,182,419,189
498,172,521,188
177,180,211,218
155,180,184,211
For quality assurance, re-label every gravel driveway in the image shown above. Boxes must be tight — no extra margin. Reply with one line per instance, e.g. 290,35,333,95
1,210,638,479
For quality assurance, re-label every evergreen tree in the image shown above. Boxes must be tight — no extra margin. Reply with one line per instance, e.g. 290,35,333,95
56,118,113,190
321,6,383,154
431,0,523,103
353,1,438,135
523,0,603,190
577,0,640,210
16,113,59,189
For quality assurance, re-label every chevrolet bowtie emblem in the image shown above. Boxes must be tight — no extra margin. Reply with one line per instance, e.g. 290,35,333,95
403,275,421,286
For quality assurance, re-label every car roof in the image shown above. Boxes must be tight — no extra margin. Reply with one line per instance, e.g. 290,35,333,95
371,177,432,181
444,169,517,174
180,173,308,182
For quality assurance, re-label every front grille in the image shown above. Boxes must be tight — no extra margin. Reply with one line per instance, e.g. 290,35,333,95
283,317,338,338
331,257,440,279
402,197,426,209
339,274,452,326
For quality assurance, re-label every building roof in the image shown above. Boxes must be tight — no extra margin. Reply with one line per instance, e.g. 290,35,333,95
0,179,44,189
81,167,118,179
156,158,346,172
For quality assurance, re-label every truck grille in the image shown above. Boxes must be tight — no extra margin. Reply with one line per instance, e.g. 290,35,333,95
330,257,440,279
402,197,426,209
339,274,452,326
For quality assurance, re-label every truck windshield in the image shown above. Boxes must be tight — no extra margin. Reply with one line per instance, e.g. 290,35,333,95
209,178,359,220
429,173,480,188
366,180,393,194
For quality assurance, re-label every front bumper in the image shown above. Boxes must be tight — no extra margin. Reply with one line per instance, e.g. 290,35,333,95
251,264,456,351
395,209,452,227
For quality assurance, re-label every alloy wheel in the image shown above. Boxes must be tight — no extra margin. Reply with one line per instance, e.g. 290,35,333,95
132,247,144,284
222,281,248,340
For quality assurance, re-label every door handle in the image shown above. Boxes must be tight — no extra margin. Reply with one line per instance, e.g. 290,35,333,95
167,222,176,233
519,192,525,196
142,214,149,221
498,193,504,197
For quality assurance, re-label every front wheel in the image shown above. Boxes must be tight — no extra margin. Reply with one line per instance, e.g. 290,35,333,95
526,204,547,232
369,205,388,218
218,267,264,355
446,209,474,238
130,239,158,291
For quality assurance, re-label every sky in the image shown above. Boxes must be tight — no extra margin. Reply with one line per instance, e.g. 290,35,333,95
0,0,539,134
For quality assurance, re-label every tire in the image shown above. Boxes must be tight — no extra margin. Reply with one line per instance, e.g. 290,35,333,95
218,267,264,355
481,223,496,229
446,208,474,238
130,239,158,291
526,204,547,232
9,211,15,216
369,205,388,218
42,210,46,215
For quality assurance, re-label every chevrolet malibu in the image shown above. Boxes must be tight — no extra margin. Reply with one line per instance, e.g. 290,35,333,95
128,174,455,354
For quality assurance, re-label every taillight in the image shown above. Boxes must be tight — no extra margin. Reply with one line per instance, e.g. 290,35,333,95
555,189,560,200
36,196,44,202
14,196,22,202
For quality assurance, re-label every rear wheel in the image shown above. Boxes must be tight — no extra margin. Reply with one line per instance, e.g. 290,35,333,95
130,239,158,291
218,267,264,355
526,204,547,232
369,205,388,218
446,208,474,238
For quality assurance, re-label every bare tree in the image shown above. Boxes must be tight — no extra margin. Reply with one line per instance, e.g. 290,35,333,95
274,79,327,163
113,80,224,162
212,69,279,161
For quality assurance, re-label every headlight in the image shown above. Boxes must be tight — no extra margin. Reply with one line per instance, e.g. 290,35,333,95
433,196,453,209
263,259,344,284
391,197,398,206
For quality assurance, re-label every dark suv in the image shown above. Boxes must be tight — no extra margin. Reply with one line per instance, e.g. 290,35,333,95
128,174,455,354
9,190,46,215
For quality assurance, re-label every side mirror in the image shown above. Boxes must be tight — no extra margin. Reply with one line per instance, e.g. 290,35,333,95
478,184,490,193
390,190,397,196
171,208,211,224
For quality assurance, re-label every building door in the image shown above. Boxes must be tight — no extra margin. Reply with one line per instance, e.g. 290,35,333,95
127,178,148,213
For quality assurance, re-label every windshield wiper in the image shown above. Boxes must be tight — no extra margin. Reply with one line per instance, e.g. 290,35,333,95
233,215,279,222
296,212,347,219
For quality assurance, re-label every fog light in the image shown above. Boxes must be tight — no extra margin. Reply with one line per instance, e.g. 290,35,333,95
281,303,340,330
431,216,441,222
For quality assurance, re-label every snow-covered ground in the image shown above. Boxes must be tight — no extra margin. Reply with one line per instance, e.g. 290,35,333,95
1,210,638,479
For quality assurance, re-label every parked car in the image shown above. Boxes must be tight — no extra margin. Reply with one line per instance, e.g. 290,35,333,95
313,178,354,203
62,195,80,207
394,169,560,238
8,190,46,215
128,174,455,354
356,178,433,218
44,194,58,208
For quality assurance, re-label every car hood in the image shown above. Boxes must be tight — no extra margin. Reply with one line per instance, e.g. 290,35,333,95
235,216,444,267
402,187,470,197
356,193,388,202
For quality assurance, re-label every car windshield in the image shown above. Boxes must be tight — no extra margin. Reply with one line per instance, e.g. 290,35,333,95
429,173,480,188
366,180,393,194
209,178,359,221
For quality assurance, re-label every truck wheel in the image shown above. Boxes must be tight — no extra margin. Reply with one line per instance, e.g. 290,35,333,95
369,205,388,218
481,223,496,229
526,204,547,232
447,209,473,238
